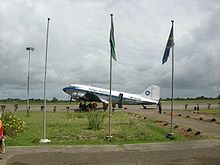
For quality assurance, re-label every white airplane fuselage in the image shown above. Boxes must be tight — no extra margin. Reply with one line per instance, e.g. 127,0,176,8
63,84,160,106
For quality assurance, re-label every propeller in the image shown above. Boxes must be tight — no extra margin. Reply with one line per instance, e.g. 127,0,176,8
68,92,80,104
68,94,73,104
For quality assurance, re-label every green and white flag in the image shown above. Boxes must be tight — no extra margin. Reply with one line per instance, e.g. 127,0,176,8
109,14,117,61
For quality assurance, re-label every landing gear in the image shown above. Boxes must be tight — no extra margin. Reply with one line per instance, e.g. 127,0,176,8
112,103,116,112
79,102,98,111
142,105,147,109
79,102,87,110
102,103,116,111
102,103,108,111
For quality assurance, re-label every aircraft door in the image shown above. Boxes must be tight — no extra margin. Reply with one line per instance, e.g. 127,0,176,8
118,93,123,108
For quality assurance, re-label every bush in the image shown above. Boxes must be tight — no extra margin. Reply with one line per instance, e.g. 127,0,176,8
86,111,106,130
1,112,26,137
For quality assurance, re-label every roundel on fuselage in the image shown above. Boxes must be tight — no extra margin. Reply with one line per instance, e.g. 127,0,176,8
145,90,150,96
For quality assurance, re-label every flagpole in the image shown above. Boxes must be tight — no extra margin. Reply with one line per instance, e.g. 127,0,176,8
170,20,174,134
40,18,51,143
108,48,112,140
108,14,113,140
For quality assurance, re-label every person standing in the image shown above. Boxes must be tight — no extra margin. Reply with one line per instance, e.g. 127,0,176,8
0,115,5,154
158,98,162,114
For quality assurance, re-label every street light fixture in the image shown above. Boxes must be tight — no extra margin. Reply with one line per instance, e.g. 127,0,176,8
26,46,34,117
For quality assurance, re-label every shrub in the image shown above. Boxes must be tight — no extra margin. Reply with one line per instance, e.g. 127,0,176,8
187,128,192,132
1,112,26,137
86,111,106,130
210,118,216,122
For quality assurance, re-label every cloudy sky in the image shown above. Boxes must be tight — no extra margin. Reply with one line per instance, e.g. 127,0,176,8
0,0,219,100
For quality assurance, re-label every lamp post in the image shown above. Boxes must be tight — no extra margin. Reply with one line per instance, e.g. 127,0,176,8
40,18,51,143
26,47,34,117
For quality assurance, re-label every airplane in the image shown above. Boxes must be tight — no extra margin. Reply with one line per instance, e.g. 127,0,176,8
63,84,161,110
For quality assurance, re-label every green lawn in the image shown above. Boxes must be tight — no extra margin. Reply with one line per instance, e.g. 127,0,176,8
162,99,220,105
198,109,220,115
6,111,203,146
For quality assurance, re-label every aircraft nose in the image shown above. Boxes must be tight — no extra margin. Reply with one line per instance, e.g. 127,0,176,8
63,87,74,94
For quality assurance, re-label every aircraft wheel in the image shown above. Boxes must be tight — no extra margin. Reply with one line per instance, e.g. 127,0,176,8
81,104,87,110
103,103,108,111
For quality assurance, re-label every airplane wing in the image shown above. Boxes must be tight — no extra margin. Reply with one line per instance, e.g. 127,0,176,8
83,92,109,104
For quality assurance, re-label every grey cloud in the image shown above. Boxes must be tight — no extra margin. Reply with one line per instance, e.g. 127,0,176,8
0,0,219,99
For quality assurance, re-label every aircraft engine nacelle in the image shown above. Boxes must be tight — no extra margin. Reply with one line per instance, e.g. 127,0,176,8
71,92,84,100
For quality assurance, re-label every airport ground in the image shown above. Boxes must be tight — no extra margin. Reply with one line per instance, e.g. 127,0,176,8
0,102,220,165
2,139,220,165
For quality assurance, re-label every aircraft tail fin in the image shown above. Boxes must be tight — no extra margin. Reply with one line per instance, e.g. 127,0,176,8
140,85,160,102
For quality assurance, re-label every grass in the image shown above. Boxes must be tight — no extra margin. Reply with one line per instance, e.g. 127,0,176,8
162,99,220,105
4,111,203,146
197,108,220,115
1,99,219,106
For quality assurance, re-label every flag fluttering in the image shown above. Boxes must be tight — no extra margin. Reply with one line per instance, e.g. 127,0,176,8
162,20,175,135
109,14,117,61
162,24,174,65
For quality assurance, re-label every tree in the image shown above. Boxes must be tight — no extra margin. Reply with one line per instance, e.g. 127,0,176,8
52,97,58,102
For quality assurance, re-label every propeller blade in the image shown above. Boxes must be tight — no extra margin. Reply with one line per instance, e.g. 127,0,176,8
69,94,73,104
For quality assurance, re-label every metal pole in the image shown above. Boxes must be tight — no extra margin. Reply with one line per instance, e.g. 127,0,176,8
26,47,34,117
41,18,51,143
170,20,174,133
27,49,30,117
109,50,112,140
108,14,114,140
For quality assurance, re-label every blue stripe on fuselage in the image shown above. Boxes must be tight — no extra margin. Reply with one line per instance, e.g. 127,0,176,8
64,86,143,104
